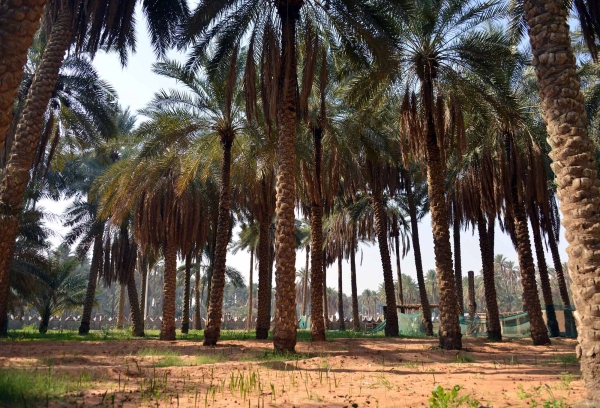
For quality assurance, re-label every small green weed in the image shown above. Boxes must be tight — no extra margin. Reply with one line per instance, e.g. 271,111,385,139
427,385,480,408
193,354,228,365
155,356,185,367
137,347,180,357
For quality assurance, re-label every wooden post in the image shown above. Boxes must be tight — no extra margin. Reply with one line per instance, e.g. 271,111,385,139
467,271,476,317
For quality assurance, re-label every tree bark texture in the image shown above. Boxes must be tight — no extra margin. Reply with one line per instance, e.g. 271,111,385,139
506,134,551,346
140,260,148,322
548,231,576,337
194,265,202,330
423,73,461,350
477,212,501,341
117,283,126,329
395,232,405,313
182,253,192,334
453,212,464,313
525,0,599,398
322,250,329,330
79,233,103,334
0,6,72,334
309,132,326,340
272,3,303,353
302,245,309,316
337,254,345,331
372,194,399,337
350,238,360,331
204,136,233,346
127,272,144,337
256,215,271,339
531,217,560,337
247,248,254,330
161,238,177,340
467,271,476,317
0,0,47,146
404,170,433,335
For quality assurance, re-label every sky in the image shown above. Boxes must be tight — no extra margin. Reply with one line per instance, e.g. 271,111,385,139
43,9,570,297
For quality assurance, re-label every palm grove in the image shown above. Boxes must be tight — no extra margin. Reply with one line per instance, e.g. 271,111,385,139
0,0,599,403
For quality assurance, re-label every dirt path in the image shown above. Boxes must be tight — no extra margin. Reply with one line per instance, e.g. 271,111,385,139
0,337,583,407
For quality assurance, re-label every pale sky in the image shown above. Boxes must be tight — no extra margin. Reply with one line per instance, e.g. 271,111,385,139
43,9,570,296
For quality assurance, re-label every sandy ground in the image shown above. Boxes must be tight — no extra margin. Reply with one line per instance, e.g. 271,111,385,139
0,336,585,407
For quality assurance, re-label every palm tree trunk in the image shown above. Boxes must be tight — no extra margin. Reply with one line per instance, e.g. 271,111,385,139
394,230,405,313
256,213,271,339
272,3,302,353
247,248,254,330
140,258,148,322
337,253,345,331
79,233,103,334
372,194,399,337
194,263,202,330
350,236,360,331
0,0,47,146
39,307,50,334
127,272,144,337
0,6,72,334
506,133,550,345
403,169,433,335
531,216,560,337
161,238,177,340
302,245,309,316
117,283,126,329
525,0,599,397
204,135,234,346
548,231,576,336
453,210,464,314
322,249,329,330
181,253,192,334
309,129,326,340
477,211,501,341
422,73,462,350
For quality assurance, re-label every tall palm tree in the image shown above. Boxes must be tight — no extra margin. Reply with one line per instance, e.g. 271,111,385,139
521,0,600,399
0,0,188,332
182,0,398,353
386,0,513,350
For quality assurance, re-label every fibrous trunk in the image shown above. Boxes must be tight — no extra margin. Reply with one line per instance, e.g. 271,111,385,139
272,3,302,353
117,283,126,329
0,0,47,146
247,248,254,330
350,235,360,331
79,233,103,334
127,272,144,337
0,6,72,334
422,75,461,350
194,264,202,330
372,194,399,337
531,216,560,337
477,212,501,341
322,250,329,330
309,131,326,340
182,253,192,334
204,137,233,346
256,214,271,339
337,254,345,331
525,0,598,397
403,170,433,335
506,133,550,346
395,232,405,313
140,259,148,322
548,231,576,337
302,245,309,316
161,238,177,340
453,212,464,314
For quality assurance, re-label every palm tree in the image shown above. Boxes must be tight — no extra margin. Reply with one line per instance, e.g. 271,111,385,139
182,0,398,353
425,269,438,304
0,0,188,332
386,0,514,350
27,246,87,333
521,0,600,399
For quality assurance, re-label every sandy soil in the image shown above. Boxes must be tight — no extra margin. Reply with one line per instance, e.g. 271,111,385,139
0,336,585,407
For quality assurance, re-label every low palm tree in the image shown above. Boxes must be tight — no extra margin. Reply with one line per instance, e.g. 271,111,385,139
27,246,87,333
